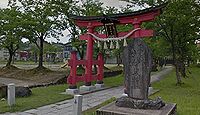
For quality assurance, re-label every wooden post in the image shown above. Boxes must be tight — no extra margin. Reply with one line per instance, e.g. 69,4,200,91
67,51,78,89
97,53,104,83
85,27,94,86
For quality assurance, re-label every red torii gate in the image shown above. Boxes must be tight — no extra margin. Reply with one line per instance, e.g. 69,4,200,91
67,4,166,90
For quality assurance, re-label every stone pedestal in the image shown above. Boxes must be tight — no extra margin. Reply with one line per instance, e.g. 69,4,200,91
65,84,104,95
79,85,96,93
97,102,177,115
66,88,79,95
121,93,128,97
95,84,104,89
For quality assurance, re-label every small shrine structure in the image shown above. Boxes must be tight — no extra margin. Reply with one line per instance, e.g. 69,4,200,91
67,4,166,93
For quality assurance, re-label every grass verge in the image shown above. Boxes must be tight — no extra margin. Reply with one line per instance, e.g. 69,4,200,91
0,74,123,113
81,66,200,115
0,84,72,113
82,97,116,115
150,66,200,115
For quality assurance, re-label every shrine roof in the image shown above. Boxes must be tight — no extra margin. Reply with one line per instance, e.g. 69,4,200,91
69,3,167,21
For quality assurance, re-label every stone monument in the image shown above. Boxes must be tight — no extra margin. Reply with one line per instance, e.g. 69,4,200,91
115,39,165,109
97,39,177,115
123,38,152,100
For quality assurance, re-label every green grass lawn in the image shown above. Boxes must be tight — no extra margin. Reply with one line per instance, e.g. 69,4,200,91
151,66,200,115
82,66,200,115
0,84,72,113
0,74,123,113
4,66,199,114
83,97,116,115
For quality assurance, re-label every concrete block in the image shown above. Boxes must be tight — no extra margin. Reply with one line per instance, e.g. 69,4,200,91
148,87,153,94
79,85,95,93
7,83,15,106
73,95,83,115
95,84,104,89
122,93,128,97
66,88,79,95
97,102,177,115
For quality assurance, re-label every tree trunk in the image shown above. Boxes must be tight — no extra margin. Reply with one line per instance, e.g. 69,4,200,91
117,52,121,66
38,36,44,68
34,52,37,63
52,53,56,63
179,61,186,78
175,60,183,85
187,59,190,67
76,46,84,60
6,49,13,66
12,54,15,64
171,42,182,85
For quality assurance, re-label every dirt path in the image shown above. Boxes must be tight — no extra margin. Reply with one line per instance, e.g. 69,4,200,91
0,77,37,87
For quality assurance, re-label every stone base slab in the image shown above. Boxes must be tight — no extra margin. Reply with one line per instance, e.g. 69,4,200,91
79,85,96,93
63,85,105,95
97,102,177,115
121,93,128,97
95,84,104,89
65,88,79,95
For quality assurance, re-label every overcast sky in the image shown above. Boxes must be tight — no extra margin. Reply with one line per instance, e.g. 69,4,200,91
0,0,8,8
0,0,129,43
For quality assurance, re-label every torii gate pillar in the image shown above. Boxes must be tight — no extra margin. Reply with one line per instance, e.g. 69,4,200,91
85,27,94,86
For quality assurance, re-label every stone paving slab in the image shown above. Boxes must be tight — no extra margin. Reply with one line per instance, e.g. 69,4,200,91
1,66,173,115
151,66,173,83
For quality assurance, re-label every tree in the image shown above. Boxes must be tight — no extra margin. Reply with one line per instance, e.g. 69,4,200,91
121,0,165,6
44,42,63,63
9,0,77,68
122,0,200,84
156,0,199,84
0,7,23,66
66,0,105,61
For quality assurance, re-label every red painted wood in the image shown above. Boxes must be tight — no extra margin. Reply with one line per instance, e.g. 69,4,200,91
85,27,94,84
67,8,161,88
97,53,103,82
74,10,160,27
67,51,77,86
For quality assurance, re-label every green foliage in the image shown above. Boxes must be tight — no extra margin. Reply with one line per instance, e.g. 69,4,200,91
8,0,77,67
43,42,63,54
144,36,170,58
80,0,104,16
120,0,166,6
157,0,199,59
0,7,23,66
123,0,200,84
